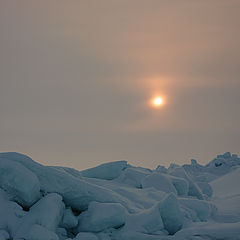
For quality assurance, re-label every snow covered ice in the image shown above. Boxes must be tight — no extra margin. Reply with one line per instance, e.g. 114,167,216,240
76,201,126,233
0,152,240,240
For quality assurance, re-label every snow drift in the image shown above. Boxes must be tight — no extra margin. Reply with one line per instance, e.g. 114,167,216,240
0,152,239,240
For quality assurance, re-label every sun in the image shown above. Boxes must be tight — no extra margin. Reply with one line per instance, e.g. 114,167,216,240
152,96,164,107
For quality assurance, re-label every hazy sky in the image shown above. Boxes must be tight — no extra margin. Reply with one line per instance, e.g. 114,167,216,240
1,0,240,170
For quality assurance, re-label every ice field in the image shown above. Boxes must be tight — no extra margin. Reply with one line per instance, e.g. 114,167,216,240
0,152,239,240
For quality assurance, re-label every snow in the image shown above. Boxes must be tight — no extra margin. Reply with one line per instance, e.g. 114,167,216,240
0,157,40,207
0,151,239,239
116,230,166,240
76,201,126,232
56,228,68,240
142,173,177,194
73,232,98,240
22,224,59,240
210,168,240,223
174,222,240,240
0,191,24,236
0,153,135,211
158,193,183,235
196,181,213,197
179,198,215,222
169,167,204,200
122,203,164,235
14,193,64,239
184,152,240,182
116,167,149,188
80,160,127,180
168,175,189,196
210,167,240,198
60,207,78,229
0,230,9,240
212,196,240,223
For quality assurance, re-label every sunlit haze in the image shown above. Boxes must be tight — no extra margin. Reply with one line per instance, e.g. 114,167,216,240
152,97,164,107
0,1,240,170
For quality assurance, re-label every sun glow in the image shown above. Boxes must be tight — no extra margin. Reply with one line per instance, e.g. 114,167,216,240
152,96,164,107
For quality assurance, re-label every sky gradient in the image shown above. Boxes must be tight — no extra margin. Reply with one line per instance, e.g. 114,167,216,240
1,0,240,170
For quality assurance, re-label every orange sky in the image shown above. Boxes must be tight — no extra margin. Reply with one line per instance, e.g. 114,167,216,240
1,1,240,169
